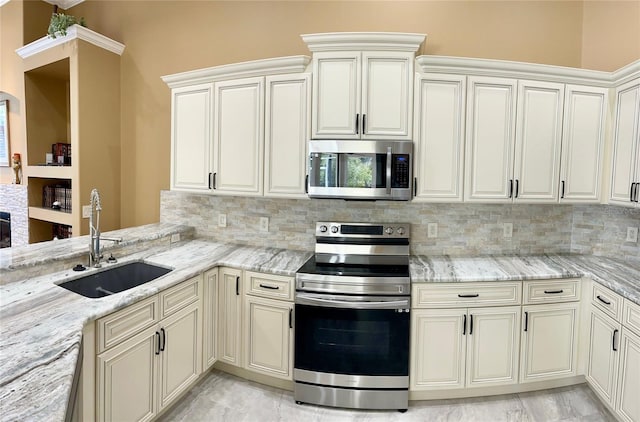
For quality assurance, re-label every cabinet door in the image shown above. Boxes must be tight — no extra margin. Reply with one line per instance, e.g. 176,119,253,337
218,267,243,366
616,328,640,422
213,77,264,195
410,309,466,390
465,76,517,202
586,309,621,407
244,295,293,380
513,80,564,203
466,306,520,388
610,79,640,206
361,51,413,140
97,327,158,422
520,302,579,383
158,302,202,411
413,73,466,202
203,268,218,370
312,52,361,139
170,84,213,192
264,74,311,198
559,85,608,203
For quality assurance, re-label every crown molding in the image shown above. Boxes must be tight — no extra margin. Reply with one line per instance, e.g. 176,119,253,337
16,25,125,59
42,0,85,10
416,56,640,87
301,32,426,53
162,56,311,88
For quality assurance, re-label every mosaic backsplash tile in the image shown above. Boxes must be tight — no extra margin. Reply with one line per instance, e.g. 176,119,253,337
0,184,28,247
161,191,585,256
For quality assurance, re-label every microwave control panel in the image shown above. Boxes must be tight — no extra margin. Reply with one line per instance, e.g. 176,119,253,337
391,154,410,188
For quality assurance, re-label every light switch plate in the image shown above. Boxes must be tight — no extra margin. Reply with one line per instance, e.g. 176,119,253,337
626,227,638,243
82,205,91,219
427,223,438,238
503,223,513,238
218,214,227,228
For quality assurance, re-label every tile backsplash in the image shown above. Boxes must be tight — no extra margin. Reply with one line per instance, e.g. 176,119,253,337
0,184,28,247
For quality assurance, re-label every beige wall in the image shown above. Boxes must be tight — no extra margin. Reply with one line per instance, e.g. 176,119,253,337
3,1,639,228
581,0,640,71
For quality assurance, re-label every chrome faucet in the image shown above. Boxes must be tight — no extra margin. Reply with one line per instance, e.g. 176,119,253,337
89,188,122,268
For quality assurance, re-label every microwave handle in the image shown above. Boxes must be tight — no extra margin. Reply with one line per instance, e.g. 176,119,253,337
386,147,392,195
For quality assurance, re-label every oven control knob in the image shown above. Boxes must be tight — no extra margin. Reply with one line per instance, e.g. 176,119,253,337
319,225,328,233
397,227,405,235
385,227,394,235
331,226,339,233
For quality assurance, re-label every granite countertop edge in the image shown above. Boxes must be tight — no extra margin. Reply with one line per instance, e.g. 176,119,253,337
1,235,639,421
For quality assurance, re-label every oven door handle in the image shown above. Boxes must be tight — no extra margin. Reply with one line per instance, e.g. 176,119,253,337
386,146,392,195
296,295,409,310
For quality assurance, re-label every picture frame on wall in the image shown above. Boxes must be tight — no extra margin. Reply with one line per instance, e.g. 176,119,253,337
0,100,9,167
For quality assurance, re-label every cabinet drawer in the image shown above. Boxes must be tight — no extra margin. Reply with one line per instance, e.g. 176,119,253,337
522,279,581,304
245,271,293,301
412,282,522,308
622,299,640,336
591,283,623,321
160,275,202,319
97,295,159,353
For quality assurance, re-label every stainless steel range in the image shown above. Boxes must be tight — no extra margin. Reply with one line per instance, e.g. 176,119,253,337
294,222,411,412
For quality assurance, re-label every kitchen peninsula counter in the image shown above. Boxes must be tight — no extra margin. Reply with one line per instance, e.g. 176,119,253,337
1,227,639,421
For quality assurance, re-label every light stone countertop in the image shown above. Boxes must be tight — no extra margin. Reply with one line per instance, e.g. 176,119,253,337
1,232,639,421
410,254,640,304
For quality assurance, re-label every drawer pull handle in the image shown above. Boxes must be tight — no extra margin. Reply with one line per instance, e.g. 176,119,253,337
544,289,564,294
613,329,619,352
458,294,479,298
259,283,280,290
597,295,611,305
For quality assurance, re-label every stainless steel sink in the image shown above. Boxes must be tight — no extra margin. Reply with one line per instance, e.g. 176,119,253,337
58,262,172,298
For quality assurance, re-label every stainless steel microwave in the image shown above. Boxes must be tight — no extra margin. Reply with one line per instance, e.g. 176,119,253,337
307,140,413,200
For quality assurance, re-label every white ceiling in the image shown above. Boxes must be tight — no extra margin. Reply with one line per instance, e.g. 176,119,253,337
42,0,85,10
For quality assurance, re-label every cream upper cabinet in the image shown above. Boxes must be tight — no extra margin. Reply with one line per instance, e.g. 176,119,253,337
170,83,213,192
217,267,243,367
264,73,311,198
558,85,608,203
513,80,564,202
465,77,565,203
610,78,640,207
213,77,265,195
413,73,466,202
411,306,520,390
520,302,580,383
311,51,413,140
465,76,518,202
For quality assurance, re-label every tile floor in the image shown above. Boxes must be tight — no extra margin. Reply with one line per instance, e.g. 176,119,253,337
158,370,615,422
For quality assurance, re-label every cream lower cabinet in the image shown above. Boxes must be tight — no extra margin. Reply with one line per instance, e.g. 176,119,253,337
96,276,203,422
243,271,294,380
587,284,640,422
217,267,243,367
520,302,580,383
203,268,219,370
411,306,521,390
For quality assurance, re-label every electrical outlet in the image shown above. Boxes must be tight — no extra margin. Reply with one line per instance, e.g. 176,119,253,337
171,233,180,243
218,214,227,228
503,223,513,238
427,223,438,238
626,227,638,243
259,217,269,232
82,205,92,219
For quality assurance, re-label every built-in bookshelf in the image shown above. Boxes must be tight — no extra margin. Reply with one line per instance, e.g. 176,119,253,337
17,25,124,243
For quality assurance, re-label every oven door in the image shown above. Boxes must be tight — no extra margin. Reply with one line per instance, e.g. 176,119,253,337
294,293,410,388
